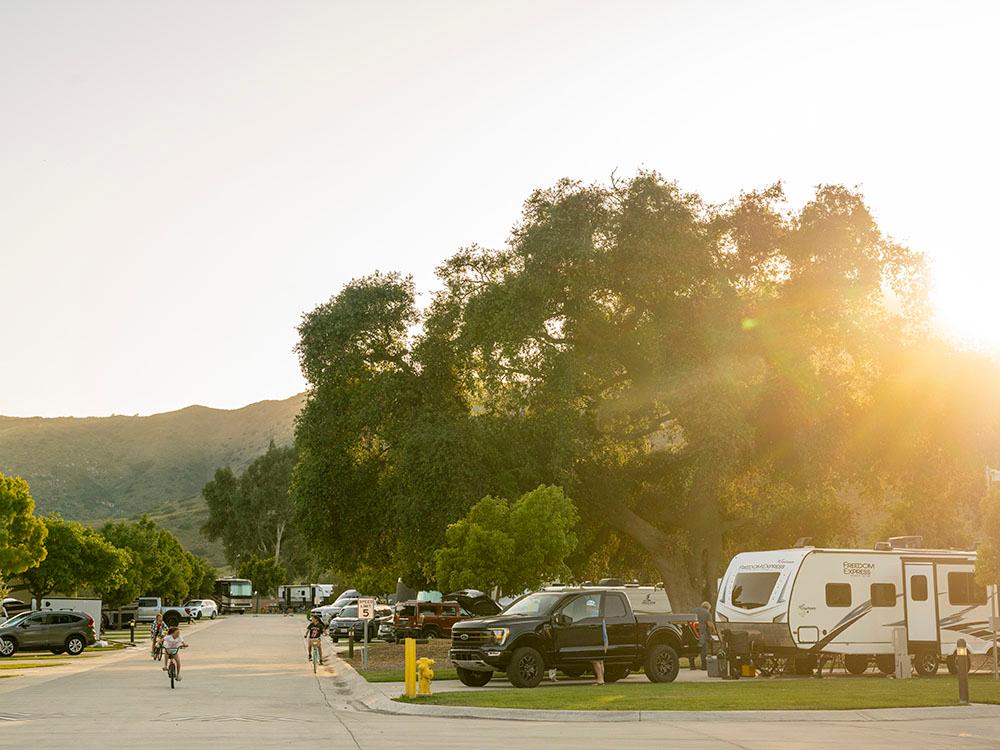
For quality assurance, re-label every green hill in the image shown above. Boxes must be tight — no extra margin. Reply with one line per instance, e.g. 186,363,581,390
0,394,305,524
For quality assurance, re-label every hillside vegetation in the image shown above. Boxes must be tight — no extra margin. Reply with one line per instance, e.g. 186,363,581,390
0,394,304,523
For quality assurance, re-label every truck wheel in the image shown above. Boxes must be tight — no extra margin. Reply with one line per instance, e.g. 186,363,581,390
875,655,895,675
843,654,870,675
0,638,16,657
164,613,180,628
65,635,86,656
507,646,544,688
422,628,439,641
456,666,493,687
603,665,630,683
913,652,939,676
645,643,680,683
561,666,587,678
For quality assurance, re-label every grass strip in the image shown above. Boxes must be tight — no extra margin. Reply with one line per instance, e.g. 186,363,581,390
0,662,66,670
358,667,459,683
396,675,1000,711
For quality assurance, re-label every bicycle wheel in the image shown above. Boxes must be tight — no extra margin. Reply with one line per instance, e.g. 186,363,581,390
168,661,176,689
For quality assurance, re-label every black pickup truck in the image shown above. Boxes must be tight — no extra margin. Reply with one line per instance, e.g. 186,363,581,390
449,587,699,687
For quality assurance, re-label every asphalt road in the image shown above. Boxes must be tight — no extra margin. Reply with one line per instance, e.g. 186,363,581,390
2,615,1000,749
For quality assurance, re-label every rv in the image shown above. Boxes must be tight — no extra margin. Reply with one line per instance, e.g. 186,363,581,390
715,538,999,676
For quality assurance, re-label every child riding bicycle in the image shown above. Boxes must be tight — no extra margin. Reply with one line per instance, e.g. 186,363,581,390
150,613,166,658
304,615,326,665
161,626,188,680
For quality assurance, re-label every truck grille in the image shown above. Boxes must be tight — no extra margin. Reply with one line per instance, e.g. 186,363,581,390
451,629,492,647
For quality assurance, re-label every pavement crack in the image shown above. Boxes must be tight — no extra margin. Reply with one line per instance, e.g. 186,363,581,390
315,673,363,748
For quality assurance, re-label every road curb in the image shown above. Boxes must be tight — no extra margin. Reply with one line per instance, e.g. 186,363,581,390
331,655,1000,723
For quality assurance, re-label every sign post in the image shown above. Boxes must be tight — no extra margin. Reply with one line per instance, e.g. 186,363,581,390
358,597,375,672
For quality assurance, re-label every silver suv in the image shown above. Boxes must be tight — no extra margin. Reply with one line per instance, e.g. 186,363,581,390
0,609,97,657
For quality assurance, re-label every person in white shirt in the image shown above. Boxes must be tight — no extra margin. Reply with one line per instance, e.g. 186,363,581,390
161,627,188,680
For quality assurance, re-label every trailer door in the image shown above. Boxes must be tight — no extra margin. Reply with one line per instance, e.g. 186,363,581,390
903,562,939,648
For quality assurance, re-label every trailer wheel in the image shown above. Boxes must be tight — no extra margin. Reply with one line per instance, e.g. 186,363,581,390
645,643,681,683
945,654,957,674
875,655,895,675
793,656,817,675
843,654,870,675
913,652,939,677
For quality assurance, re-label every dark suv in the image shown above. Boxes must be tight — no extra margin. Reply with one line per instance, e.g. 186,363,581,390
0,610,97,657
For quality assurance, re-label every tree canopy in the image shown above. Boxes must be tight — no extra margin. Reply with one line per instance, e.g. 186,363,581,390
202,442,312,578
290,173,1000,606
22,515,129,607
435,485,579,595
0,471,47,580
236,555,285,598
100,517,206,605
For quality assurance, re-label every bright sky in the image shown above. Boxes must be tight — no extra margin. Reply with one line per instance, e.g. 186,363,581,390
1,1,997,417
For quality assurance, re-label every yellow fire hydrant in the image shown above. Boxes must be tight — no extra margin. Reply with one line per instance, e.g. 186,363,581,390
416,657,435,696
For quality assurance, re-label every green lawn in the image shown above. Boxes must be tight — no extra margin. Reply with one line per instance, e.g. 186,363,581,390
397,676,1000,711
358,667,459,683
0,662,66,670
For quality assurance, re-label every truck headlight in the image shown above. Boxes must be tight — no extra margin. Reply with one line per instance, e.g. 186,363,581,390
489,628,509,645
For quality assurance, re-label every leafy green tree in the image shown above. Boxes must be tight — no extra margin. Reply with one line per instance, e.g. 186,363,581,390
100,517,194,605
294,175,930,606
236,555,285,598
185,552,217,600
201,442,310,574
435,485,578,594
0,471,47,579
21,515,128,608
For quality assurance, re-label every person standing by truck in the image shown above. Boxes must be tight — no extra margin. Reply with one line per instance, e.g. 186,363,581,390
691,601,715,670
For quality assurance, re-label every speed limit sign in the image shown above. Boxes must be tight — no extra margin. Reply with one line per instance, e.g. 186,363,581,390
358,597,376,621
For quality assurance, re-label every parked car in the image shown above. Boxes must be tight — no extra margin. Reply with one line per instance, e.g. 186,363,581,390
327,603,392,641
449,586,699,687
394,591,500,640
133,597,194,627
0,609,97,657
1,597,30,621
310,589,361,625
182,599,218,620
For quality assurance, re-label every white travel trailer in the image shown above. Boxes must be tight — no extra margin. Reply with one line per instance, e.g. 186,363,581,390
715,539,999,676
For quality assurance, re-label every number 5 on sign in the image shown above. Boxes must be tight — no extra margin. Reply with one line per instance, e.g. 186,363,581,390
358,598,375,620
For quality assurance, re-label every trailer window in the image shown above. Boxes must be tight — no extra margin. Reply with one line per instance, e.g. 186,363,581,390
948,572,987,606
730,572,780,610
870,583,896,607
910,575,928,601
825,583,852,607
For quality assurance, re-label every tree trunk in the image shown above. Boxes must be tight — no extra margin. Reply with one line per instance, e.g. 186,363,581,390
684,469,724,606
274,522,285,565
605,501,701,608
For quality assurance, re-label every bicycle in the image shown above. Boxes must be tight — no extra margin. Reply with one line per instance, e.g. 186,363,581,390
309,638,322,673
151,637,163,661
164,645,187,688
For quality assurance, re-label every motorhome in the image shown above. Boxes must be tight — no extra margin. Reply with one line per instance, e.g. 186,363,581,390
715,538,999,676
